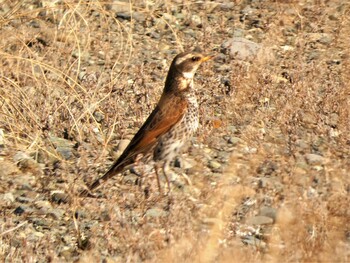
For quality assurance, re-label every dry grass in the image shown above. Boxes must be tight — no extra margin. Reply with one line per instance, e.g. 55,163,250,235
0,0,349,262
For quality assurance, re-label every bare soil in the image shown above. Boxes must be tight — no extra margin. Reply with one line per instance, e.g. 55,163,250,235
0,0,349,262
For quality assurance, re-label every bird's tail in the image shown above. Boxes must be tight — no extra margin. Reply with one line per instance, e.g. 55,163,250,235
80,163,124,197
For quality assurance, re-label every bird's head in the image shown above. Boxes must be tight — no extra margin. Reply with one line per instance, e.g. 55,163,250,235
164,51,214,93
172,52,214,79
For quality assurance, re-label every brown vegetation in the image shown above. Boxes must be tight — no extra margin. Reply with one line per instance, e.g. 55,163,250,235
0,0,349,262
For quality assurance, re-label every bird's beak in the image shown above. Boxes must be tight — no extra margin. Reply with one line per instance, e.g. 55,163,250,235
201,54,216,62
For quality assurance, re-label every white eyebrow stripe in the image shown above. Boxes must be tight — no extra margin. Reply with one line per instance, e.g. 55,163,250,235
175,54,193,65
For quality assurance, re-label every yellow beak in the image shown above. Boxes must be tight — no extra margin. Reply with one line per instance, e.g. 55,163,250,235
201,54,216,62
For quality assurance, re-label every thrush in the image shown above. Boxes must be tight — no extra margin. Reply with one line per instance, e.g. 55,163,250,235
84,51,213,194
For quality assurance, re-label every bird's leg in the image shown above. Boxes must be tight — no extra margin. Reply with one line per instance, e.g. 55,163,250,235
154,163,162,192
162,161,171,194
136,154,146,188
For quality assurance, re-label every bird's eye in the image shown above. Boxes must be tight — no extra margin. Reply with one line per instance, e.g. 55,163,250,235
191,56,200,62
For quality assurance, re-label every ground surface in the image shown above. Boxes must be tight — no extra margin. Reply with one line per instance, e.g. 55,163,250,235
0,0,349,262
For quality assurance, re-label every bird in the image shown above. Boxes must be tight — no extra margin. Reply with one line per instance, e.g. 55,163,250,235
83,51,214,195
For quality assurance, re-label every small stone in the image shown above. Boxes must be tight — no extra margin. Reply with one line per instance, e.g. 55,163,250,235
228,136,241,145
100,210,111,221
49,136,76,160
257,161,277,176
145,208,168,218
222,37,261,60
78,71,86,81
34,200,52,210
3,192,15,203
0,128,5,147
304,153,324,165
16,196,34,204
202,218,221,225
116,12,131,21
215,64,231,72
295,139,309,150
259,206,277,221
133,12,146,22
191,15,202,27
246,215,273,225
174,157,196,169
117,139,130,152
302,112,317,126
13,206,26,216
307,51,320,62
47,208,65,220
51,191,70,204
208,160,222,170
327,113,339,127
13,151,41,172
242,236,266,248
93,111,104,123
220,2,235,10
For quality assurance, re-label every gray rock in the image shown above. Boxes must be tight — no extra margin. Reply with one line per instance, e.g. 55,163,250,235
47,208,65,220
133,12,146,22
327,113,339,127
56,146,73,160
222,37,261,60
246,215,273,225
307,50,320,62
3,192,15,203
208,160,222,171
174,156,196,169
145,208,168,218
228,136,241,145
302,112,317,126
49,136,76,160
0,128,4,148
305,153,324,165
242,236,266,248
116,12,131,21
220,2,235,10
259,206,277,221
295,139,309,150
191,15,202,27
13,206,27,216
51,191,70,204
117,139,130,152
93,111,105,123
13,151,41,171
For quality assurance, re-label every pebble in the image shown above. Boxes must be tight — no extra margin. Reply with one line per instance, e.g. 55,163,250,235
222,37,261,60
13,206,26,216
174,157,196,169
227,136,241,145
49,136,76,160
47,208,65,220
191,15,202,27
242,236,266,248
208,160,222,171
51,191,70,204
116,12,131,21
93,111,105,123
259,206,277,221
246,215,273,225
0,128,4,148
304,153,324,165
117,139,130,152
145,208,168,218
3,192,15,203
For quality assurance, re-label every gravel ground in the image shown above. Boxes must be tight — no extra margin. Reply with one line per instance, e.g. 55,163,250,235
0,0,349,262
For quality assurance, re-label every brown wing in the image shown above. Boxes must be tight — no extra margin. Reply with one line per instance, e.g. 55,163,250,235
86,94,188,192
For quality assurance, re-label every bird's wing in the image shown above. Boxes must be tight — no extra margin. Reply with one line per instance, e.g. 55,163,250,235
86,94,187,191
114,94,188,166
